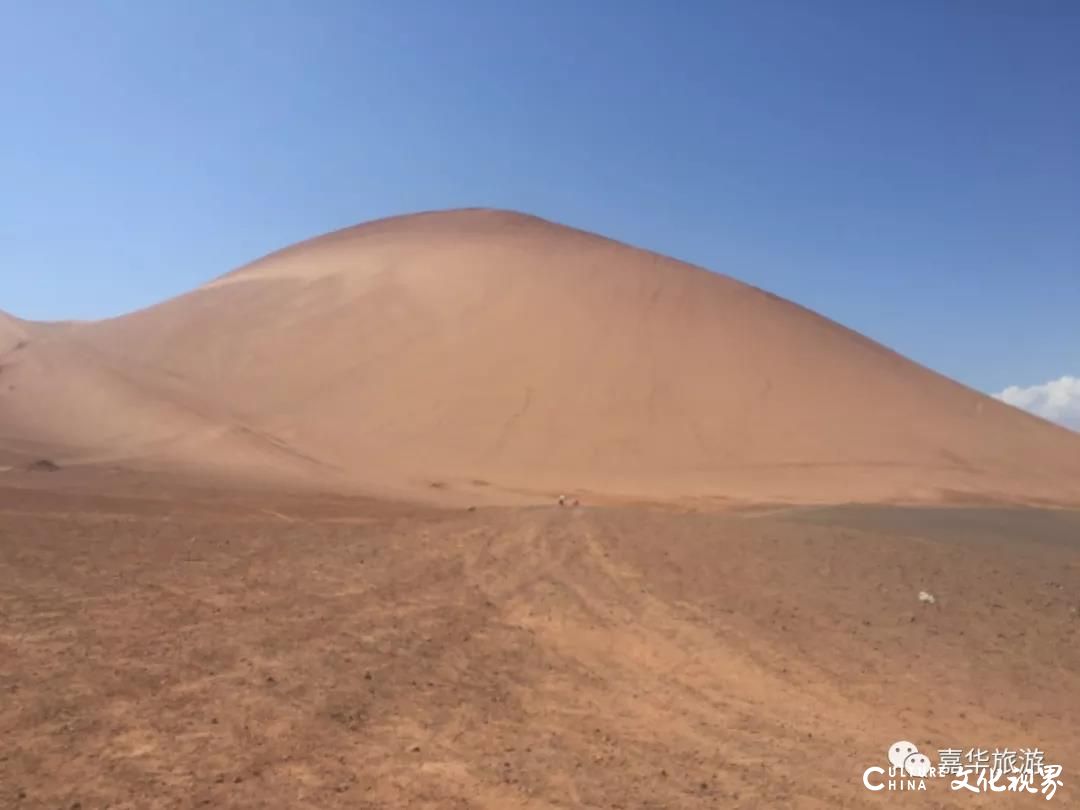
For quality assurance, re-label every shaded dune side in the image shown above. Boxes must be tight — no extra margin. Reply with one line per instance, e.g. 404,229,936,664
0,311,29,355
0,320,339,483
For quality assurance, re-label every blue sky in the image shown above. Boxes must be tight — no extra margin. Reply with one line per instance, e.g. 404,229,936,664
2,1,1078,407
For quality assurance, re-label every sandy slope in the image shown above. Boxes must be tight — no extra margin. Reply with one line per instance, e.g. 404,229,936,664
3,208,1080,504
0,317,334,482
0,310,29,355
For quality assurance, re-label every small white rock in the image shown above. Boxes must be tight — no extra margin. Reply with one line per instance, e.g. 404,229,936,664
918,590,936,605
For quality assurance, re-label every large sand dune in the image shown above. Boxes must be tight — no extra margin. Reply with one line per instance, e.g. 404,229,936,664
3,208,1079,504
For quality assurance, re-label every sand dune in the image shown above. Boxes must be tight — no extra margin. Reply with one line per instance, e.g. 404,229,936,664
3,208,1080,504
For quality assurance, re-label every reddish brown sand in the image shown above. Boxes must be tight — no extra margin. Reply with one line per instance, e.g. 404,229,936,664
1,472,1078,808
2,209,1080,505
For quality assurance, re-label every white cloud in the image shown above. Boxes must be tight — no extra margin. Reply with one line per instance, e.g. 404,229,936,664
994,375,1080,430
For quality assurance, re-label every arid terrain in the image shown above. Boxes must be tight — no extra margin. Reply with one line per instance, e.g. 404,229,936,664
2,470,1078,808
3,209,1079,807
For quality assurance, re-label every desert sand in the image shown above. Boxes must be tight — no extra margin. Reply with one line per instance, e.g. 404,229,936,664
2,209,1079,808
3,208,1080,506
1,477,1078,808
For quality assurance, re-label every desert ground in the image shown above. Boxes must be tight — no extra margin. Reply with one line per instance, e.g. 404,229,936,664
2,468,1078,809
